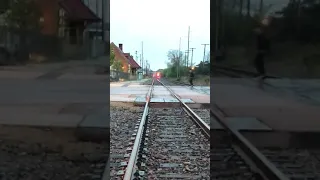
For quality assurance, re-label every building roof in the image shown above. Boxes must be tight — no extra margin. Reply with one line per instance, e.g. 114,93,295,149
124,53,141,69
111,42,128,63
59,0,101,22
111,42,141,69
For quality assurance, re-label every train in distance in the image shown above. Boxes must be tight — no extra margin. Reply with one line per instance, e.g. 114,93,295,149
152,71,161,79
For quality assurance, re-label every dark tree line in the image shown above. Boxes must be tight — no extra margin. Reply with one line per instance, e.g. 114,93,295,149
213,0,320,50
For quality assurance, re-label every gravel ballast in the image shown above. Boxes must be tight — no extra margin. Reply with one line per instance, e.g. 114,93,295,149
146,108,210,179
109,103,144,179
0,126,108,180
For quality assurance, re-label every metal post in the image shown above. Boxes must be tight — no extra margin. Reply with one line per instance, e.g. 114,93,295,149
141,41,144,75
190,48,196,67
146,60,148,76
101,0,104,41
187,26,190,67
201,44,209,67
185,50,189,67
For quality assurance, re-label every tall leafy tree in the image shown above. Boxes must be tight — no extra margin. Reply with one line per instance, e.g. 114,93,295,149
110,46,115,66
3,0,41,30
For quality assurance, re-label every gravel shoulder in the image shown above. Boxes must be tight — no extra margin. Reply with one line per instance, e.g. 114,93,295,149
0,125,108,180
110,104,144,179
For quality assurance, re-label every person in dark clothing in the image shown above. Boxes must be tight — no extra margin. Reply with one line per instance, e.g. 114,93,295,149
189,69,194,86
254,27,270,79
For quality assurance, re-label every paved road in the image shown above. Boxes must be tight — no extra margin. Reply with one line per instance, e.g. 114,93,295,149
0,79,108,104
0,58,109,128
211,77,320,131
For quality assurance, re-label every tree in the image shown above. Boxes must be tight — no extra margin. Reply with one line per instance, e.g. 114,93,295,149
0,0,10,14
163,49,189,78
110,46,115,66
3,0,41,30
112,60,122,72
2,0,41,63
167,50,183,66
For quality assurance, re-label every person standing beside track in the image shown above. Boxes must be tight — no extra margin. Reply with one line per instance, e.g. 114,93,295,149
189,68,194,87
253,17,271,81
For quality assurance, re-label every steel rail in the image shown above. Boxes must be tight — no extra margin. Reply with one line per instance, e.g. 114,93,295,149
157,79,210,138
122,79,155,180
210,105,289,180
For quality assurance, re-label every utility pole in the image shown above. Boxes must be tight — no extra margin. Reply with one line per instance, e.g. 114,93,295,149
101,0,104,41
96,0,99,39
187,26,190,67
135,51,138,64
146,60,148,76
201,44,209,65
185,50,189,67
140,54,143,74
190,48,196,67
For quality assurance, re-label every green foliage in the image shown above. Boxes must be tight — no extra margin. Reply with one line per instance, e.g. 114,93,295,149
0,0,10,14
112,60,122,72
3,0,41,30
275,0,320,43
163,49,211,78
110,46,115,66
162,49,188,78
167,50,184,66
195,62,210,75
218,0,320,48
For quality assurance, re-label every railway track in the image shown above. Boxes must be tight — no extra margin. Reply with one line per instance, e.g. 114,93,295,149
210,106,289,180
111,78,210,179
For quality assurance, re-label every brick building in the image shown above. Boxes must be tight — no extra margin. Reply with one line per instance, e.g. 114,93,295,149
110,42,141,76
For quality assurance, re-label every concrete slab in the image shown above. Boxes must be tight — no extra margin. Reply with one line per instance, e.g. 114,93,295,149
77,109,108,129
76,107,109,141
0,71,44,79
179,95,209,104
212,82,320,131
128,84,150,87
110,83,127,87
211,117,272,131
58,73,107,80
227,117,272,131
150,98,165,103
110,96,136,102
164,98,179,103
181,99,194,103
134,97,146,103
111,84,209,103
121,83,131,87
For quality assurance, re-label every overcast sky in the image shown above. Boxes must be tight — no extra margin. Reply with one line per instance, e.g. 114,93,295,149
110,0,210,71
